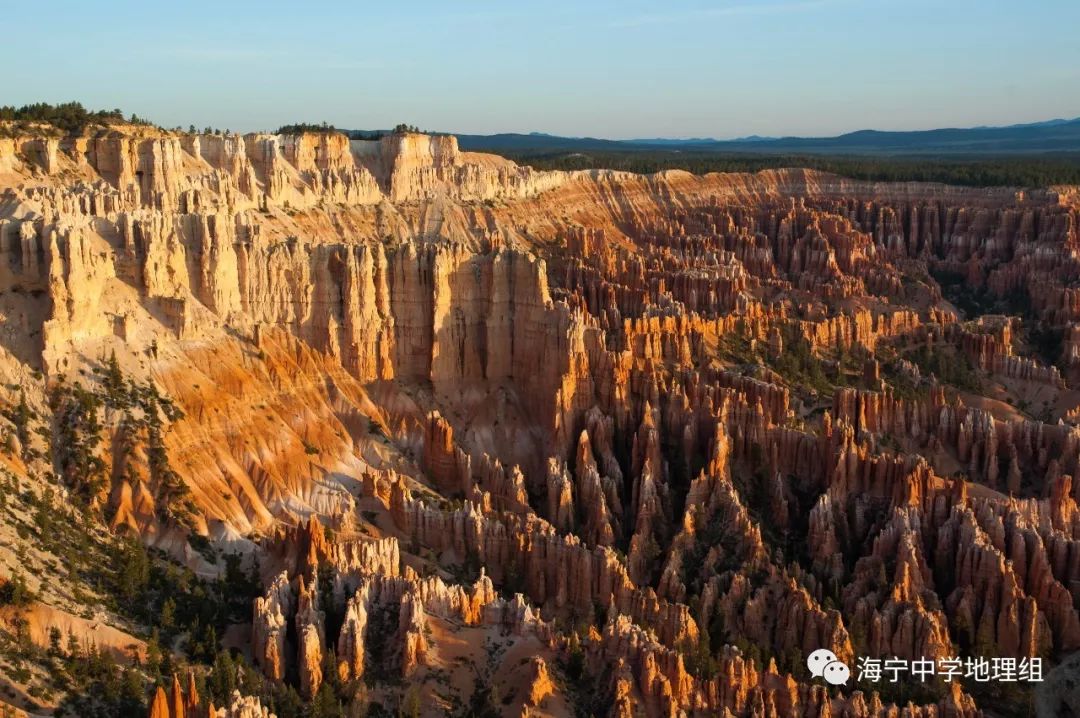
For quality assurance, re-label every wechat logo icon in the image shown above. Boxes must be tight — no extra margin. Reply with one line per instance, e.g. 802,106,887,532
807,648,850,686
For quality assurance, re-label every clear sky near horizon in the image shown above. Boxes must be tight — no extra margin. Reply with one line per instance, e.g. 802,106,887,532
6,0,1079,139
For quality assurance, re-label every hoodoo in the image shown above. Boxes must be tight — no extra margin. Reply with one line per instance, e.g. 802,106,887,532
0,115,1077,717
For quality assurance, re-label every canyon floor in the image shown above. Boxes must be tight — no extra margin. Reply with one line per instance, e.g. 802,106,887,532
0,122,1079,718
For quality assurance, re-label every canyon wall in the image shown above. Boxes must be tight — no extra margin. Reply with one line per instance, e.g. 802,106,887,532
2,124,1079,717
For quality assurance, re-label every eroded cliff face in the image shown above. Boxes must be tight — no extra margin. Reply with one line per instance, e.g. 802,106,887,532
1,124,1078,717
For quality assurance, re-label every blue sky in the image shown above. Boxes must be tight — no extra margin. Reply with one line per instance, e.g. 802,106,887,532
6,0,1079,138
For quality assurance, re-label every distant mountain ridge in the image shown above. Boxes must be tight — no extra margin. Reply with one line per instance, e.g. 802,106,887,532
449,117,1080,156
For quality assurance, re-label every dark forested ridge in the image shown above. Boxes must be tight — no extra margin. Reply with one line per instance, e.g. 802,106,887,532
455,118,1080,156
454,118,1080,188
489,149,1080,188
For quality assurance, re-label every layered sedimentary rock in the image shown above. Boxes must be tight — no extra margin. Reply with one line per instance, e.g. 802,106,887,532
4,123,1079,717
